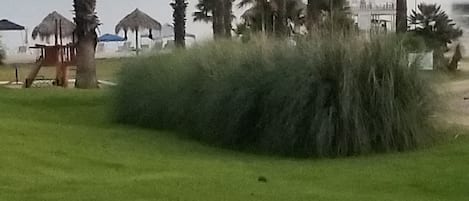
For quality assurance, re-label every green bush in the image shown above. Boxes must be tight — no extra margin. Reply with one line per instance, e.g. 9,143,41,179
113,35,436,157
0,43,5,65
401,33,427,52
0,50,4,65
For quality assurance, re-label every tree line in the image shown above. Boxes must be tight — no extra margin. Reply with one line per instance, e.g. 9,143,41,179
72,0,461,89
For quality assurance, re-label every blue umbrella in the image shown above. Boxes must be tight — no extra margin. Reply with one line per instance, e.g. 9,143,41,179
98,33,126,42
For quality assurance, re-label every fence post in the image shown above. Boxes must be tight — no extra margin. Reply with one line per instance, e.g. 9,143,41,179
13,64,19,84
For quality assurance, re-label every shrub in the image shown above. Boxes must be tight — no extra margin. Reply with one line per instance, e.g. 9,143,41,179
113,35,436,157
0,50,4,65
402,33,427,52
0,42,5,65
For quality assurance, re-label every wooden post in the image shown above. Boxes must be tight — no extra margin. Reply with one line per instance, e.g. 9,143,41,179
57,63,68,88
59,20,66,88
56,62,62,86
135,28,139,56
24,59,43,88
55,20,59,45
59,20,63,47
15,65,19,84
54,19,60,86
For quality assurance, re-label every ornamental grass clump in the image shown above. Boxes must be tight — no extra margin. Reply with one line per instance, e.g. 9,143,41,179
114,35,436,157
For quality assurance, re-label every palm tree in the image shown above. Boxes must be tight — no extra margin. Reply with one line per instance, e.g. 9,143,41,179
171,0,187,48
193,0,233,39
238,0,270,33
409,4,462,49
213,0,225,38
239,0,289,35
306,0,320,31
240,0,349,36
409,3,463,70
193,0,222,39
193,0,212,23
396,0,407,33
273,0,288,36
306,0,349,31
73,0,99,89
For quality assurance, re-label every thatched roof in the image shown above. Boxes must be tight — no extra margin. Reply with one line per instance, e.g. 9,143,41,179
115,9,162,33
32,11,75,40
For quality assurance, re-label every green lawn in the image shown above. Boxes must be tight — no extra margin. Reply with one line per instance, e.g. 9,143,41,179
0,58,125,82
1,89,469,201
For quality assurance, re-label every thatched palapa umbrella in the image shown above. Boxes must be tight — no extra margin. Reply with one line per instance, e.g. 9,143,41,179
32,11,75,43
115,8,162,55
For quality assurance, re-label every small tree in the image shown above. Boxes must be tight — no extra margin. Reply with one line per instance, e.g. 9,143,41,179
193,0,222,39
409,3,462,49
409,3,463,70
0,37,5,65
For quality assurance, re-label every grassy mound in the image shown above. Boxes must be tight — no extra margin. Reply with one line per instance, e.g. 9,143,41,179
114,35,436,157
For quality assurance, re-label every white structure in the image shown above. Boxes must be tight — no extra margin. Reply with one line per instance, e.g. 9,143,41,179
141,23,197,50
351,0,397,33
409,52,434,70
94,24,198,58
452,2,469,56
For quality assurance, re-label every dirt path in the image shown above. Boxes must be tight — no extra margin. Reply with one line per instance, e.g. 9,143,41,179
440,62,469,127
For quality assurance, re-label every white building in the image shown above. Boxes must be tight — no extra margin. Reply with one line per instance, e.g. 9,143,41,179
351,0,397,33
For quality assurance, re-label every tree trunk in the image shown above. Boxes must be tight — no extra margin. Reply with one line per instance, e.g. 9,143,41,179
223,0,232,38
75,35,98,88
74,0,99,89
448,44,462,71
212,10,219,38
274,0,287,37
172,0,187,48
213,0,225,39
24,59,44,88
396,0,407,33
306,0,320,32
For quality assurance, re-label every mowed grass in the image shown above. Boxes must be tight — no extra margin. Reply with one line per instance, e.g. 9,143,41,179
0,89,469,201
0,58,125,82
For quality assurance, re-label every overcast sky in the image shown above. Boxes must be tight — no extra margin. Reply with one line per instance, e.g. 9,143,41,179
0,0,465,51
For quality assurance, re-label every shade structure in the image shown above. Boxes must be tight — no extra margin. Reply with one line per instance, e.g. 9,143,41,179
115,8,162,55
98,34,126,42
115,9,162,34
32,11,76,41
0,19,25,31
